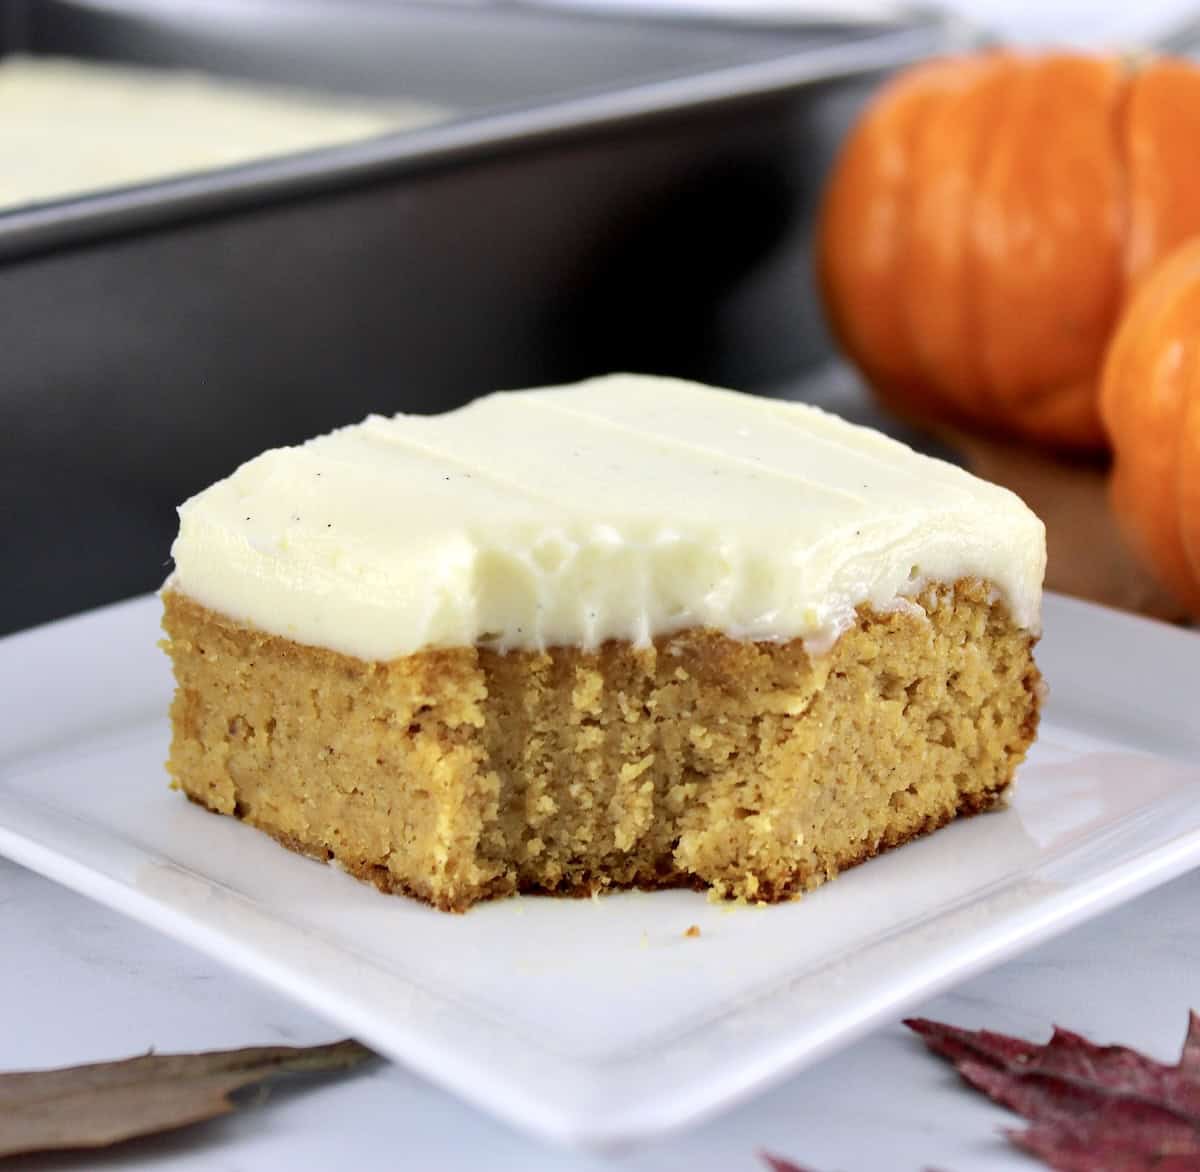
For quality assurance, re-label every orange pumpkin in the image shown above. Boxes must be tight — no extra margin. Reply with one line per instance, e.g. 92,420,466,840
1100,236,1200,615
818,52,1200,451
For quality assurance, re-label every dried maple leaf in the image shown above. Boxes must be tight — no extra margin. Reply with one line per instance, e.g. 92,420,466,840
0,1038,373,1159
759,1151,949,1171
1012,1101,1200,1171
760,1155,820,1172
906,1013,1200,1170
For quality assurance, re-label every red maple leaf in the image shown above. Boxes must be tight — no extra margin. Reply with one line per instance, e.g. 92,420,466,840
760,1156,817,1172
905,1013,1200,1170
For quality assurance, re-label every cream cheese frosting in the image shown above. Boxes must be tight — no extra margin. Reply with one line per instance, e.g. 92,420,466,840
168,374,1046,659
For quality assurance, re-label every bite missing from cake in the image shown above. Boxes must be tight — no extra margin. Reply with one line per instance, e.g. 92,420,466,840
161,375,1045,911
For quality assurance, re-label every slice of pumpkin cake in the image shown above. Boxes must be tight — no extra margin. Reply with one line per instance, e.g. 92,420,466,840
161,374,1044,911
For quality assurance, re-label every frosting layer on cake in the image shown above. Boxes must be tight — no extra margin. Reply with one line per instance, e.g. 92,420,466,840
169,375,1046,659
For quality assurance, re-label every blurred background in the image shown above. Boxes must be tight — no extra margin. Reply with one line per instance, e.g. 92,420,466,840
3,0,1196,636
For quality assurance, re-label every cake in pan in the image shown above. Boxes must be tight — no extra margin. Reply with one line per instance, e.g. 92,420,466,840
1,56,446,212
161,375,1044,911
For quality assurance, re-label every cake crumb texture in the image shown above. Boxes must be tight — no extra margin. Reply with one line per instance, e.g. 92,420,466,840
162,580,1040,912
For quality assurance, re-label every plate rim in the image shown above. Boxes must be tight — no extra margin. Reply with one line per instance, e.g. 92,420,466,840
1,591,1199,1147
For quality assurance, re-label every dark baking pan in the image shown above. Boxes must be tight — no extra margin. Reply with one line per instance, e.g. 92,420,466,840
1,0,963,635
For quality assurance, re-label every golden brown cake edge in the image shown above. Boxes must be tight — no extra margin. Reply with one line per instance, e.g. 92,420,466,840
162,580,1041,913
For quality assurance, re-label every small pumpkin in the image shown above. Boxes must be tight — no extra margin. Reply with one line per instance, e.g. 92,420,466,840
1100,236,1200,615
817,52,1200,451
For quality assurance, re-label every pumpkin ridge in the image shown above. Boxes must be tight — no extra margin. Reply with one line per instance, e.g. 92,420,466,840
1180,367,1200,588
1123,58,1200,292
956,54,1014,430
1145,328,1200,612
884,66,938,417
1109,56,1136,313
815,61,955,415
969,55,1032,423
1102,239,1200,613
982,56,1122,446
897,53,1018,429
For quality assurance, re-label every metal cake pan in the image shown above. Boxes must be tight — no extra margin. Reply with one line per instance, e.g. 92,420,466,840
1,0,965,633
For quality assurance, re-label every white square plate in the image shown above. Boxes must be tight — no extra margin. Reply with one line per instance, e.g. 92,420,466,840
1,594,1198,1148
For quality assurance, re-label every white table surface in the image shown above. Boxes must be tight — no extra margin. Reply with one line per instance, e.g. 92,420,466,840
4,854,1198,1170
